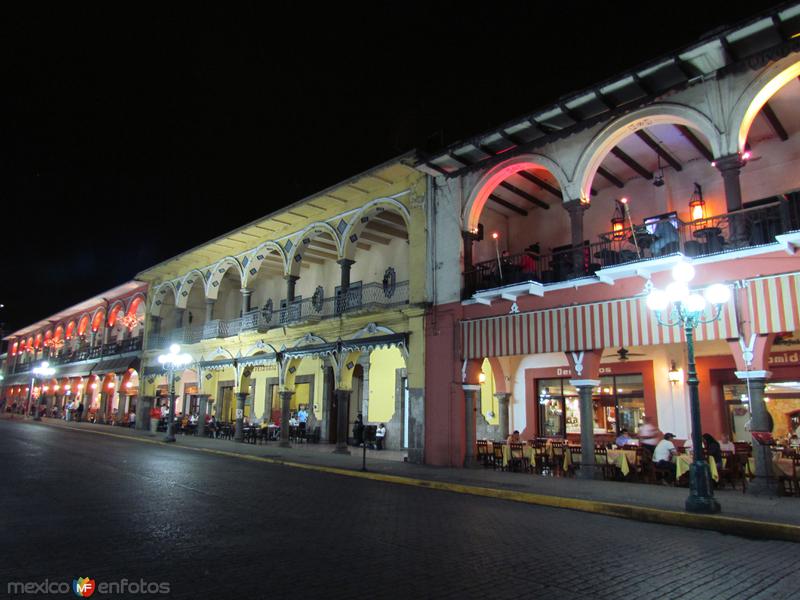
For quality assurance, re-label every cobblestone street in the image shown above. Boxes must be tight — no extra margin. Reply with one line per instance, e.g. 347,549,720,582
1,420,797,600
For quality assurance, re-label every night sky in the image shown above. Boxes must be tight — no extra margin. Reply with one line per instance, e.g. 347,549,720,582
0,1,783,334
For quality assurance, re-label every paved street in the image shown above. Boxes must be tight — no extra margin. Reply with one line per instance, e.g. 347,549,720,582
0,420,797,600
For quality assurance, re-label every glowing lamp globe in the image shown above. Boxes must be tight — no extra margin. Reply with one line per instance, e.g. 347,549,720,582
671,261,695,283
704,283,731,305
684,294,707,313
666,281,690,304
646,288,669,312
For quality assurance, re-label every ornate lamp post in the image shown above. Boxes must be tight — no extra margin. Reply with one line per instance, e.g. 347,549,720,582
29,361,56,421
157,344,192,443
646,260,731,514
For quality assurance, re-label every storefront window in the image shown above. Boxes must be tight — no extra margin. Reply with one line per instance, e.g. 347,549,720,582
724,380,800,441
537,374,645,437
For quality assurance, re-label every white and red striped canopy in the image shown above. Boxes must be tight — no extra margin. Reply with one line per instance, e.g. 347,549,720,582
462,291,739,360
745,272,800,335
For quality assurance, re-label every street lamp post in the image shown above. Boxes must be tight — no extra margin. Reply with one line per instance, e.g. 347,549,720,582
646,260,731,514
29,361,56,421
157,344,192,443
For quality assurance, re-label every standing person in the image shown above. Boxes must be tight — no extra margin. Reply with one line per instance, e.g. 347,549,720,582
375,423,386,450
297,405,308,425
75,401,84,422
352,413,364,446
702,433,722,467
637,416,661,455
128,410,136,429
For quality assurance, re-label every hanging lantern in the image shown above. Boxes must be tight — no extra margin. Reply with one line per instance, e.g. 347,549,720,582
611,199,627,241
689,183,705,221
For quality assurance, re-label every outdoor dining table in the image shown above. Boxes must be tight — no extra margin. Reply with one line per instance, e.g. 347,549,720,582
562,448,635,476
772,455,796,477
486,441,536,469
675,454,719,482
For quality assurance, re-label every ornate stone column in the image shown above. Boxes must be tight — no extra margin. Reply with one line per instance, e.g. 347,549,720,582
737,371,777,496
279,390,294,447
462,384,480,467
175,308,185,330
234,392,248,442
205,299,215,322
495,392,511,440
197,394,209,437
285,275,299,303
564,200,587,277
333,389,351,454
714,154,745,212
570,379,601,479
240,288,252,316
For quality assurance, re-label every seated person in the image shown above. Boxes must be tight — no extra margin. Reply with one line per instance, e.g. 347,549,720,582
615,428,633,447
703,433,722,466
653,433,677,482
288,413,298,427
682,437,693,454
719,433,735,453
506,430,521,445
790,435,800,449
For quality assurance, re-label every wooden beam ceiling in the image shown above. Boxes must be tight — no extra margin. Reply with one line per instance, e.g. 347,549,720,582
675,125,713,162
365,221,409,239
488,194,528,216
360,231,391,245
597,167,625,188
516,171,562,199
498,181,549,210
610,147,653,180
635,130,682,171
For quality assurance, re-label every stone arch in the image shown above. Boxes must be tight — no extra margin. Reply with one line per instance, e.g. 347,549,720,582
341,197,411,261
126,293,146,315
286,222,341,277
175,270,206,309
243,242,287,287
462,358,484,386
150,281,178,317
65,320,77,340
107,301,125,328
205,257,244,300
463,153,572,232
77,314,91,337
574,103,724,202
90,307,107,333
486,357,508,394
726,54,800,155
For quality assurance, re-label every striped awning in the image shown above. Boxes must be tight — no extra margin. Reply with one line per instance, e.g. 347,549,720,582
461,294,739,360
745,272,800,335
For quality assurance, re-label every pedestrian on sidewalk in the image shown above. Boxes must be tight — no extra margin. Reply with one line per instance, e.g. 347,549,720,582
75,401,84,422
637,416,661,455
376,423,386,450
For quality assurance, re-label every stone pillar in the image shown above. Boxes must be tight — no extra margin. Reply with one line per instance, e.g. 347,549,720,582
197,394,209,437
463,385,480,467
285,275,299,303
564,200,587,277
136,396,153,431
175,308,185,330
714,154,745,212
736,371,777,496
279,390,293,447
240,288,252,316
495,392,511,440
205,299,215,322
117,392,128,421
461,230,475,272
337,259,354,292
570,379,601,480
333,389,351,454
234,392,248,442
359,355,371,420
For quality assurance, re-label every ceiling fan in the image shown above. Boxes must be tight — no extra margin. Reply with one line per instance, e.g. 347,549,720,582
604,347,646,362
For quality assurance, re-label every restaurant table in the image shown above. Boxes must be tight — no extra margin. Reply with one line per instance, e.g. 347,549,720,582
675,454,719,482
486,441,536,469
693,226,724,252
562,448,635,476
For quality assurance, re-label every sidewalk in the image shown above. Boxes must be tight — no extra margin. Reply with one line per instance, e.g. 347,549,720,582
11,415,800,541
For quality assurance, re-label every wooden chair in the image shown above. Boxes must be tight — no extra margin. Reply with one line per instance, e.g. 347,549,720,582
476,440,491,467
508,442,530,473
532,439,549,475
550,442,567,477
778,456,800,497
593,446,617,480
492,442,505,471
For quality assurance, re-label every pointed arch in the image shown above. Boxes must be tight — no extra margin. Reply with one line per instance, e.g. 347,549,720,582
573,103,723,202
286,222,341,277
125,293,146,316
243,242,287,287
107,301,125,327
205,257,244,300
341,197,411,261
175,269,207,309
90,307,107,333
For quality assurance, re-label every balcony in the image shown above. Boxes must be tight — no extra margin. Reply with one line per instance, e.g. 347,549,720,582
464,197,800,297
147,280,410,349
7,336,143,374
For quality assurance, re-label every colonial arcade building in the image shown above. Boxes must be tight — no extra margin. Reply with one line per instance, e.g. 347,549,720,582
2,282,147,421
137,156,427,461
420,5,800,468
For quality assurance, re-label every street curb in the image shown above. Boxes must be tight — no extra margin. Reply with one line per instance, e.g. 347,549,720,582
18,418,800,543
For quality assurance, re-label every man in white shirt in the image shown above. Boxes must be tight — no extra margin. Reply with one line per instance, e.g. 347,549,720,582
653,433,677,483
375,423,386,450
128,411,136,428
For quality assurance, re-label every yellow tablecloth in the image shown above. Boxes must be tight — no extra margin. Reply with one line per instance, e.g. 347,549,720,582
501,443,535,468
675,454,719,481
564,449,632,476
